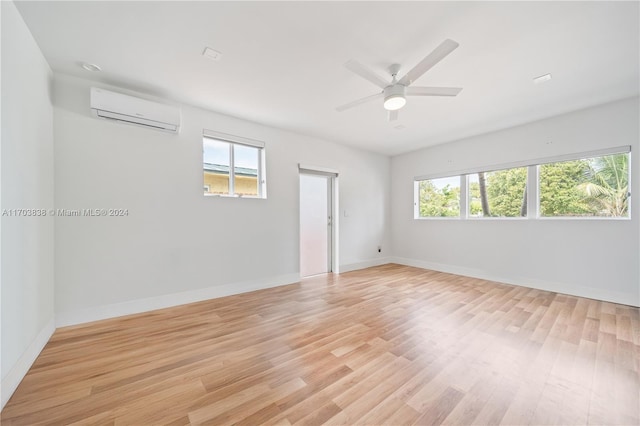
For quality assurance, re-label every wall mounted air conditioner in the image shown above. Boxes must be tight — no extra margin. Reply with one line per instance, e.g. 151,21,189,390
90,87,181,133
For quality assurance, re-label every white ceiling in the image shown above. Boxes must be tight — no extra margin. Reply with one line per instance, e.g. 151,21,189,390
15,1,640,156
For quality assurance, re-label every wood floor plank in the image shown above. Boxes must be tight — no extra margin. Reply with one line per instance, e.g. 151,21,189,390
1,264,638,425
413,386,464,426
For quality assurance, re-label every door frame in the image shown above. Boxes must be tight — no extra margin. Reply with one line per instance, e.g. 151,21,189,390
298,164,339,275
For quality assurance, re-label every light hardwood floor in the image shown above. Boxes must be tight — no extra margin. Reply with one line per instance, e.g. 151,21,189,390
2,264,639,425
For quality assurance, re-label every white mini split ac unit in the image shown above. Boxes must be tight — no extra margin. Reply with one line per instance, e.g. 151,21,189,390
90,87,181,133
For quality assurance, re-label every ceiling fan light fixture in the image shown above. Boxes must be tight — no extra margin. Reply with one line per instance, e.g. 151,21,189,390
336,39,461,116
383,85,406,111
383,95,406,111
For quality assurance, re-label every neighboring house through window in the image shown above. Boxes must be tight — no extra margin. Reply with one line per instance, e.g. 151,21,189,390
203,130,266,198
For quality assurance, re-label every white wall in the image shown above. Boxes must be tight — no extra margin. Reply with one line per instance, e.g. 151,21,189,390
391,97,640,307
1,0,56,408
53,75,390,326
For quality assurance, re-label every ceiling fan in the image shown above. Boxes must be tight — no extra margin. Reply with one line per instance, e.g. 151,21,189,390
336,39,463,121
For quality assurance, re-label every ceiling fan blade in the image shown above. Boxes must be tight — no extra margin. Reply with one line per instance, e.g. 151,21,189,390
336,92,384,112
344,60,389,89
398,39,459,86
388,110,399,122
407,86,463,97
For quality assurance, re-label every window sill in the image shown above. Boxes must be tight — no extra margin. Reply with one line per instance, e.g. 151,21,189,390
204,193,266,200
414,216,461,220
537,216,630,221
414,216,630,221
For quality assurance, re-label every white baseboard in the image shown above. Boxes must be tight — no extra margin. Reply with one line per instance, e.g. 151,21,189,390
56,273,301,327
339,257,392,273
390,256,639,307
1,318,55,410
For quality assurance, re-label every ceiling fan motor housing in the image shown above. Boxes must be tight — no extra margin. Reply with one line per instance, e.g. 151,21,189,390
383,85,407,110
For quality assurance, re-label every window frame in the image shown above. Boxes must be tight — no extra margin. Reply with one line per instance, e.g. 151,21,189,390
537,152,631,220
203,130,266,199
414,176,463,219
413,146,631,221
466,166,529,220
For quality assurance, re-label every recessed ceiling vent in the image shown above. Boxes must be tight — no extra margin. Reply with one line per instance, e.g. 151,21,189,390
202,47,222,61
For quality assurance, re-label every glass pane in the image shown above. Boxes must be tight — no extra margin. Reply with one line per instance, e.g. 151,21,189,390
540,153,629,217
233,144,259,197
468,167,527,218
418,176,460,217
300,174,329,277
203,138,230,195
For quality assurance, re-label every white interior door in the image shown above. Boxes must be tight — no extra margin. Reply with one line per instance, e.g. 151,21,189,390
300,174,331,277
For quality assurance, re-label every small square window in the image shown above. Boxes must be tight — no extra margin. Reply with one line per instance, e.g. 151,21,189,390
417,176,461,217
203,135,265,198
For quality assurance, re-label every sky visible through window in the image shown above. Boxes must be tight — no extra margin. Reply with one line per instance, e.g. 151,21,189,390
203,139,229,166
234,144,258,170
430,176,459,189
203,139,258,170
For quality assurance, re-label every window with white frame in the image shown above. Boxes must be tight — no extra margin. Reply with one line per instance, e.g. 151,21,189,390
468,167,528,218
203,131,266,198
539,152,629,218
416,176,461,217
414,147,630,220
